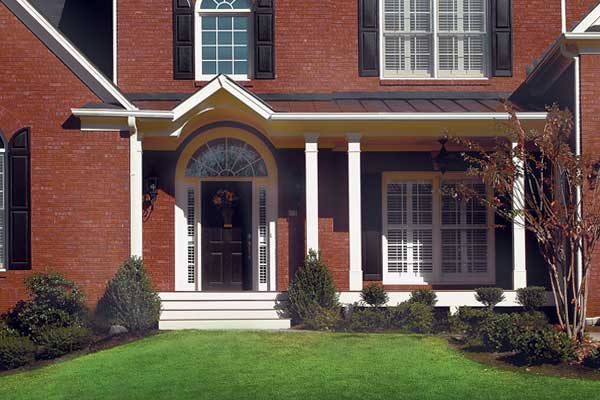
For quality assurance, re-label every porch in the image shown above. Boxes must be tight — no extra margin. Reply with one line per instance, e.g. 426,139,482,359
71,75,549,329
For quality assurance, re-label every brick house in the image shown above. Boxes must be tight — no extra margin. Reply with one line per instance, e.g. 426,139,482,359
1,0,599,329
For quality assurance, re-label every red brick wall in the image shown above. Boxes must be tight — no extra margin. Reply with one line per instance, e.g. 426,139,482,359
580,53,600,316
0,4,130,313
117,0,563,95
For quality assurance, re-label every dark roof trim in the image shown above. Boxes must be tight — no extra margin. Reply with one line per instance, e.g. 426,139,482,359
1,0,128,108
127,90,512,103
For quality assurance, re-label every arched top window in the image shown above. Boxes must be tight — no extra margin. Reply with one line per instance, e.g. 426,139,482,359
185,138,268,177
196,0,253,80
200,0,251,10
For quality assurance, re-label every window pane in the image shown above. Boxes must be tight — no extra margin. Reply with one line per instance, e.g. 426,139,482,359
218,16,232,30
218,61,233,74
234,46,248,60
234,32,248,45
218,47,232,60
234,61,248,75
203,16,217,30
201,0,251,9
202,46,216,60
218,31,232,45
202,31,216,45
202,61,217,74
234,16,248,30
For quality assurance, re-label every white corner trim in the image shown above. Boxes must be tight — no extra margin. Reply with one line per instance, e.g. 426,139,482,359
129,117,143,258
113,0,118,84
572,4,600,33
14,0,135,110
305,134,319,253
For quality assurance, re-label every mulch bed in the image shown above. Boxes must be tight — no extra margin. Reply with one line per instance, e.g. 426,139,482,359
0,330,160,377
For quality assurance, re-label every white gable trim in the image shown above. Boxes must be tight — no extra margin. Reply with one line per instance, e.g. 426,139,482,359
10,0,135,110
572,4,600,33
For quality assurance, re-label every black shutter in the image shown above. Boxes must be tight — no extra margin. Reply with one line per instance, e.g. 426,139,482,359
359,0,379,77
491,0,512,77
173,0,194,80
8,128,31,270
254,0,275,79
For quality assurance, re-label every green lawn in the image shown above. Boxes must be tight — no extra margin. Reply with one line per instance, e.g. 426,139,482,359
1,331,599,400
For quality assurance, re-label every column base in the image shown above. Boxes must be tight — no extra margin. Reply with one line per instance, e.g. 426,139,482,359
349,270,363,291
512,270,527,290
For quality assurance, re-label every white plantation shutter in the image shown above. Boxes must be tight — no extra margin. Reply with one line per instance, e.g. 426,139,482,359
441,181,489,277
382,0,487,78
258,186,268,287
386,181,433,280
383,0,433,77
187,188,196,284
438,0,486,77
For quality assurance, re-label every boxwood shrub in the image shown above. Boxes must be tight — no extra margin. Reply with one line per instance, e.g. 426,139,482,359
348,308,389,332
0,335,35,371
287,250,339,324
34,325,92,360
389,302,434,334
94,257,161,333
409,289,438,307
360,284,389,307
475,287,505,310
515,328,577,365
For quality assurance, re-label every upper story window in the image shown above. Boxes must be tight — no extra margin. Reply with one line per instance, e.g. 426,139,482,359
197,0,252,80
381,0,488,79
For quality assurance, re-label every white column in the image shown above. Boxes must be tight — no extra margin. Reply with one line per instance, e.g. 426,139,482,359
512,141,527,289
305,134,319,253
347,134,363,291
129,120,143,258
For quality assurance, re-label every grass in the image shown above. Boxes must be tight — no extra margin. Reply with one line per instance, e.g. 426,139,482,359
2,331,600,400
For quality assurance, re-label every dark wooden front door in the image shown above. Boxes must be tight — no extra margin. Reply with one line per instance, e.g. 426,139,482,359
202,181,252,291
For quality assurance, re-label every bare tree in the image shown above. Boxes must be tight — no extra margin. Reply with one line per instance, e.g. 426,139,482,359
454,104,600,342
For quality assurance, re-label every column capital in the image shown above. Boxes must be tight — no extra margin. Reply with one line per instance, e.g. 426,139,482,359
304,133,320,143
346,133,362,143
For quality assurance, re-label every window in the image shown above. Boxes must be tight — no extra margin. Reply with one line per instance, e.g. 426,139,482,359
197,0,252,80
383,173,494,285
185,138,268,177
381,0,488,79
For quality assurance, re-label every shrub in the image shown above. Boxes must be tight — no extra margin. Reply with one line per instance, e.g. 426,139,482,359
455,307,492,339
0,336,35,370
34,325,92,360
389,302,434,334
305,306,341,331
475,287,505,309
348,308,389,332
515,328,577,365
287,250,339,324
360,284,389,307
480,313,523,352
94,257,161,333
516,287,546,311
4,272,89,337
409,289,437,307
583,348,600,369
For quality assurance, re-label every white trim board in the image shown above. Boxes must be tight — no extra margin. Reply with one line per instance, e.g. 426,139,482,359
572,4,600,33
6,0,135,110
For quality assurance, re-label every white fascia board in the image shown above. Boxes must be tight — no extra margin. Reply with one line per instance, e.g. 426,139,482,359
572,5,600,33
171,75,274,121
564,32,600,40
270,112,548,121
15,0,136,111
71,108,174,119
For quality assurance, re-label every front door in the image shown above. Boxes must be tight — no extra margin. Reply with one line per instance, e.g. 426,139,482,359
201,181,252,291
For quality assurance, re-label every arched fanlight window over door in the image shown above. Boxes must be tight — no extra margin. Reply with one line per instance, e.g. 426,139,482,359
185,137,268,177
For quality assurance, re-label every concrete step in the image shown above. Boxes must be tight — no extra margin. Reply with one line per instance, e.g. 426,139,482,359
161,300,283,310
161,309,283,320
159,292,287,301
159,319,291,330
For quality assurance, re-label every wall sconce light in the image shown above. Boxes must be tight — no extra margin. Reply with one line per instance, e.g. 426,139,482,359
145,177,159,207
434,136,450,174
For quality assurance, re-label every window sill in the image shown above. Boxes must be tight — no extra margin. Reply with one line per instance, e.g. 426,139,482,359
195,80,253,88
380,79,492,87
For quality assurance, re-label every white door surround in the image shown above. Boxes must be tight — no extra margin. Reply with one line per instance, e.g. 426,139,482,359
174,128,278,292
